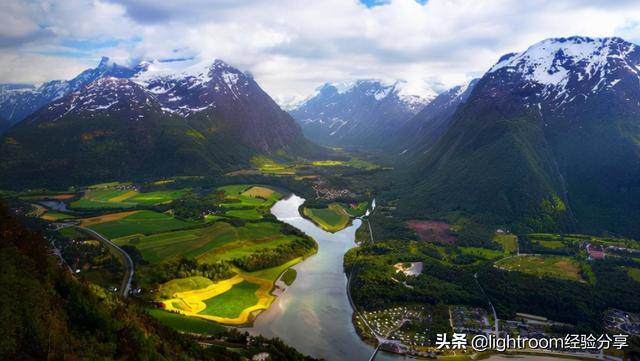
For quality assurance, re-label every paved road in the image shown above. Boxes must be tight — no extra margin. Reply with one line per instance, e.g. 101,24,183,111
78,226,134,297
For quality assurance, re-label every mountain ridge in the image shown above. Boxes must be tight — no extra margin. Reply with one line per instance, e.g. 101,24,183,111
289,79,435,147
0,58,318,188
400,36,640,238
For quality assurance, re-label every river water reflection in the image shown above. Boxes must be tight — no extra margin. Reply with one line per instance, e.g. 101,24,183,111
247,194,409,361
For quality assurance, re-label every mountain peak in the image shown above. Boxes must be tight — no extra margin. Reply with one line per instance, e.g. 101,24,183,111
486,36,640,106
489,37,637,86
97,56,112,69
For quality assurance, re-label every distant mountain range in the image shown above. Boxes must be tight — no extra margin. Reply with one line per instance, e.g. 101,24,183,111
0,58,317,187
399,36,640,238
0,57,140,129
289,80,435,147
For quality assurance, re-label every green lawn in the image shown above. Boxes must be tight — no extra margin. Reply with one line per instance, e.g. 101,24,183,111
88,210,196,239
303,204,351,232
495,255,583,282
147,309,225,335
198,281,260,318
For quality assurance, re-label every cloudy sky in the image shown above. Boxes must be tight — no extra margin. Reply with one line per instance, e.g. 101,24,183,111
2,0,640,105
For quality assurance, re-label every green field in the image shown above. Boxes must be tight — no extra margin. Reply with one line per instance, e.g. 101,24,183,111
114,221,299,264
247,257,304,284
538,240,565,249
204,214,226,223
219,185,282,209
494,233,518,254
528,233,640,249
127,189,189,205
70,187,189,209
495,255,583,282
250,156,296,175
303,203,351,232
147,309,225,335
281,268,297,286
311,158,380,170
114,222,236,263
158,276,214,298
628,267,640,282
223,208,262,220
88,210,196,239
459,246,504,260
342,202,369,217
198,281,260,318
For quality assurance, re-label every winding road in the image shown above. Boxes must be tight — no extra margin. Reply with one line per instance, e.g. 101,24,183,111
77,226,135,297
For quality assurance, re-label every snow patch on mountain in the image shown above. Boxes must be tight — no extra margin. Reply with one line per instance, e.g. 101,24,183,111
489,36,640,100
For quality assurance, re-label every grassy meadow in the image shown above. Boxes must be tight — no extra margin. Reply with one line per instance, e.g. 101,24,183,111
87,210,196,239
303,203,352,232
495,255,584,282
70,187,189,210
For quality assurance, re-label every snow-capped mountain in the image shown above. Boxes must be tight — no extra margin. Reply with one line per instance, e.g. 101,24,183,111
401,36,640,238
128,58,305,152
485,36,640,111
25,77,163,124
0,57,139,130
0,58,316,187
289,80,436,147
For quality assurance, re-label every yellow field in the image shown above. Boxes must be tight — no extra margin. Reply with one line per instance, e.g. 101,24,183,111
241,186,274,199
161,274,276,325
108,190,138,203
80,210,140,227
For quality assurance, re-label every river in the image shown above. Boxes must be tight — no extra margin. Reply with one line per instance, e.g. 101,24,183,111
247,194,410,361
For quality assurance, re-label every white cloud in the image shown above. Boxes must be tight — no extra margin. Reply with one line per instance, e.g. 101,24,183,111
1,0,640,100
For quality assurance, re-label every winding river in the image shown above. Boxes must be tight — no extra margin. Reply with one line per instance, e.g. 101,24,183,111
247,194,409,361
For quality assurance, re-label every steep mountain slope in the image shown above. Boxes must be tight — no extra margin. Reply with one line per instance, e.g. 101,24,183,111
0,57,138,130
401,37,640,237
134,59,307,152
391,79,478,159
0,59,315,188
290,80,435,147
